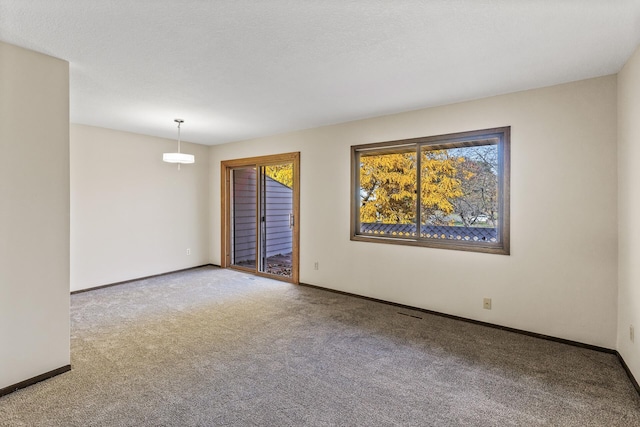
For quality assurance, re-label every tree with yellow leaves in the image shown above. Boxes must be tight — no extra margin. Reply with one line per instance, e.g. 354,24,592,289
264,164,293,188
359,150,465,225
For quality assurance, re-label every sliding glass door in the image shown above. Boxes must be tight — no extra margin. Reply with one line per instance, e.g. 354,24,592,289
230,167,257,269
258,163,294,277
222,153,299,283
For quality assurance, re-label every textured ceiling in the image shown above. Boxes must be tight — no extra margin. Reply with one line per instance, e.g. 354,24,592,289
1,1,640,146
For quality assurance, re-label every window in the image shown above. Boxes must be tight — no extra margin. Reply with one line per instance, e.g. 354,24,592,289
351,127,510,255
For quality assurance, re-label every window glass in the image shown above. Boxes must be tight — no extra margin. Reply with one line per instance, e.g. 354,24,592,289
352,128,510,254
359,151,417,237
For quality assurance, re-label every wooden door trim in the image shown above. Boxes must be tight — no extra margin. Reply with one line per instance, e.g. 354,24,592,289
221,152,300,284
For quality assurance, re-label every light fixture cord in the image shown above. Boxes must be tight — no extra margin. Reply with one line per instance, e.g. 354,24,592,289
177,121,182,171
177,121,182,154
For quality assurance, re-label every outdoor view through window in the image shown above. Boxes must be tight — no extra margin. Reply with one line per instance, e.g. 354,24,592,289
352,127,510,254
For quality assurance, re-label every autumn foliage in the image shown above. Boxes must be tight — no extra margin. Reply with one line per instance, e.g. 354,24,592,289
264,163,293,188
359,145,497,227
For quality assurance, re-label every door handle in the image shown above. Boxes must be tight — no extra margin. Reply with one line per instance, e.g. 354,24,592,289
289,213,294,229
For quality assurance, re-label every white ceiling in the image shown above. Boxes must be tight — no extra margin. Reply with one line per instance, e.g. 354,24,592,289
1,1,640,146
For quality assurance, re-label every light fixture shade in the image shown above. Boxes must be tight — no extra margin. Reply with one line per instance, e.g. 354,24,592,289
163,118,194,167
163,152,195,164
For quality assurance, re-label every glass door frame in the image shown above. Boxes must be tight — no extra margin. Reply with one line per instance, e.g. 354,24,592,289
221,152,300,284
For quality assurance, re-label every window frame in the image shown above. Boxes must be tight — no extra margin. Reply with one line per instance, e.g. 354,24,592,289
350,127,510,255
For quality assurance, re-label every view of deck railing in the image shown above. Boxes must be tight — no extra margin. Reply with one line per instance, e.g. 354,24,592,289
360,223,497,242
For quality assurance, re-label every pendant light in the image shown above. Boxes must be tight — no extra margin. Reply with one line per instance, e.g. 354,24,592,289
163,118,195,169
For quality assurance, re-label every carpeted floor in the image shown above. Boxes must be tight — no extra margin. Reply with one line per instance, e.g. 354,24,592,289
1,266,639,426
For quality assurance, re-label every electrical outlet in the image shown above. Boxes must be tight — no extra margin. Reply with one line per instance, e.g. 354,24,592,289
314,261,319,270
631,325,635,343
186,248,191,256
483,298,492,310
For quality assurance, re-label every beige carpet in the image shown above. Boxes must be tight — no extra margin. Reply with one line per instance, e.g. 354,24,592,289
1,266,639,426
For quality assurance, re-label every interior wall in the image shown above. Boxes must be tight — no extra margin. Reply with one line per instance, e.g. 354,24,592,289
210,76,619,349
70,124,210,291
0,42,70,388
618,44,640,381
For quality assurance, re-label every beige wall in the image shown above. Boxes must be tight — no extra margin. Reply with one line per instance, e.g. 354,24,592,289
0,42,70,388
210,76,619,348
618,45,640,381
70,125,210,291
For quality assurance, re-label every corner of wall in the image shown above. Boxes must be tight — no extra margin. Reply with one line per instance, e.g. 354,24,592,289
0,41,70,390
617,42,640,385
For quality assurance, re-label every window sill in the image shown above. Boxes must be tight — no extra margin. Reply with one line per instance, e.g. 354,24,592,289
350,233,510,255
